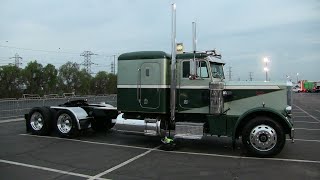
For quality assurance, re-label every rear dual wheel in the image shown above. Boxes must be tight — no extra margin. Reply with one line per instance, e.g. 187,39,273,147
28,107,52,135
55,110,79,138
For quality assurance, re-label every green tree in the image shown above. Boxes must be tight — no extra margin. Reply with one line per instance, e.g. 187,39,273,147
22,61,44,95
0,65,23,98
58,62,80,93
42,64,58,94
77,69,92,95
92,71,109,94
106,73,117,94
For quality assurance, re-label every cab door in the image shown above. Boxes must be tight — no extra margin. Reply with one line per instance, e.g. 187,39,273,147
139,62,161,109
178,60,211,112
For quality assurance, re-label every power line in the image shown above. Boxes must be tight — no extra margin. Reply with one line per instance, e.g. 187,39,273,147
80,51,97,74
0,44,122,57
0,44,79,54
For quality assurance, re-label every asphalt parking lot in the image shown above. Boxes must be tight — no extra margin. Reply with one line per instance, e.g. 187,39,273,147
0,93,320,180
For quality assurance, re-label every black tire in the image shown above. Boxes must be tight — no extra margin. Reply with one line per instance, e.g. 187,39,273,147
91,118,115,132
27,107,52,135
55,110,79,138
241,116,285,157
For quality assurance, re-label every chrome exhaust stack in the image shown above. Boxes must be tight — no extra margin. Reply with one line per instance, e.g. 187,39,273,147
113,114,162,136
209,82,224,114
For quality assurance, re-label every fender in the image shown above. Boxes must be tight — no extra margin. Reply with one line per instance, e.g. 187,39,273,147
232,107,292,140
51,106,89,130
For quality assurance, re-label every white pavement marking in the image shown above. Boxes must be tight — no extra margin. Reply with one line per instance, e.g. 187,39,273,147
294,105,320,123
0,159,109,180
154,149,320,164
294,121,319,124
316,110,320,113
0,118,24,124
19,134,152,150
287,138,320,143
295,128,320,131
19,134,320,170
88,145,161,180
294,116,311,118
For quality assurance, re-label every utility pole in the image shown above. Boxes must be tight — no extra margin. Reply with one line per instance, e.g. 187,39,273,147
10,53,22,68
249,72,253,81
80,51,97,74
227,66,232,81
113,55,116,74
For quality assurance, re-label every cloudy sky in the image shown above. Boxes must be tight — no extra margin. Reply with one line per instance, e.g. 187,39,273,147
0,0,319,81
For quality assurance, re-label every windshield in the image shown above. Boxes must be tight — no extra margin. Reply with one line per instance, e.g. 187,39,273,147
210,62,224,79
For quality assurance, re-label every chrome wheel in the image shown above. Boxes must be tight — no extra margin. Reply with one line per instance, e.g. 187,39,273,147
30,112,44,131
57,113,72,134
250,124,277,152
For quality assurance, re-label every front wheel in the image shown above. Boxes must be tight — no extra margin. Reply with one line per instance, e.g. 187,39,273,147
241,116,285,157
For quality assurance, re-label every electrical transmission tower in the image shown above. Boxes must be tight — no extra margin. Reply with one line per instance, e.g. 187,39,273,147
111,61,114,74
227,66,232,81
110,55,116,74
10,53,22,68
249,72,253,81
80,51,97,74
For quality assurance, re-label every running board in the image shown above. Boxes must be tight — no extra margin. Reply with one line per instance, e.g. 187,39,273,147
174,122,204,139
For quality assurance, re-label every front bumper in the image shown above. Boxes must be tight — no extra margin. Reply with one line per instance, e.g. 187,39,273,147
290,127,295,142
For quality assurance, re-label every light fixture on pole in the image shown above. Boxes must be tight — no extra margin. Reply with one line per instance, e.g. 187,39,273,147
263,57,269,81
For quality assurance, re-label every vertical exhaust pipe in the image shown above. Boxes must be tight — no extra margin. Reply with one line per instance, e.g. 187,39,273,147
192,22,197,76
170,3,177,125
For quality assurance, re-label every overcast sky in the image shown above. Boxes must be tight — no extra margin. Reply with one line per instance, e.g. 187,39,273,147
0,0,319,81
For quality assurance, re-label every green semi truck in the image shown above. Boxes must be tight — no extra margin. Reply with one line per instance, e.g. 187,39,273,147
24,4,293,157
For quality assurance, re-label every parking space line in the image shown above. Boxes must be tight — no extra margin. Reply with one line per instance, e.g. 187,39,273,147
295,128,320,131
316,110,320,113
293,116,311,118
88,145,161,180
19,134,320,168
0,159,109,180
294,105,320,123
294,121,319,124
19,134,153,150
0,118,24,124
154,149,320,164
288,138,320,143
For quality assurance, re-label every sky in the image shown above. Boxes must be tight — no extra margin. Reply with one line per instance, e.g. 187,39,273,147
0,0,319,81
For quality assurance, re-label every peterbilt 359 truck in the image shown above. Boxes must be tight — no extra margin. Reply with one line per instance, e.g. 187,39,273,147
25,50,294,157
24,4,293,157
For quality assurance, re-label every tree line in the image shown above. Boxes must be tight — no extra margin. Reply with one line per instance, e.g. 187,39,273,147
0,61,117,98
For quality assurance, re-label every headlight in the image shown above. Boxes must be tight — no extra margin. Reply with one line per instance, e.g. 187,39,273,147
285,106,292,116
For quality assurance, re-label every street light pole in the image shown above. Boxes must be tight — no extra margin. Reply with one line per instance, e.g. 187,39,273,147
263,57,269,81
296,73,299,83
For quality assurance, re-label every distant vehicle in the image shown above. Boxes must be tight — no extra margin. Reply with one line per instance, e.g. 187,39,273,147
292,87,299,93
316,82,320,93
299,80,317,93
